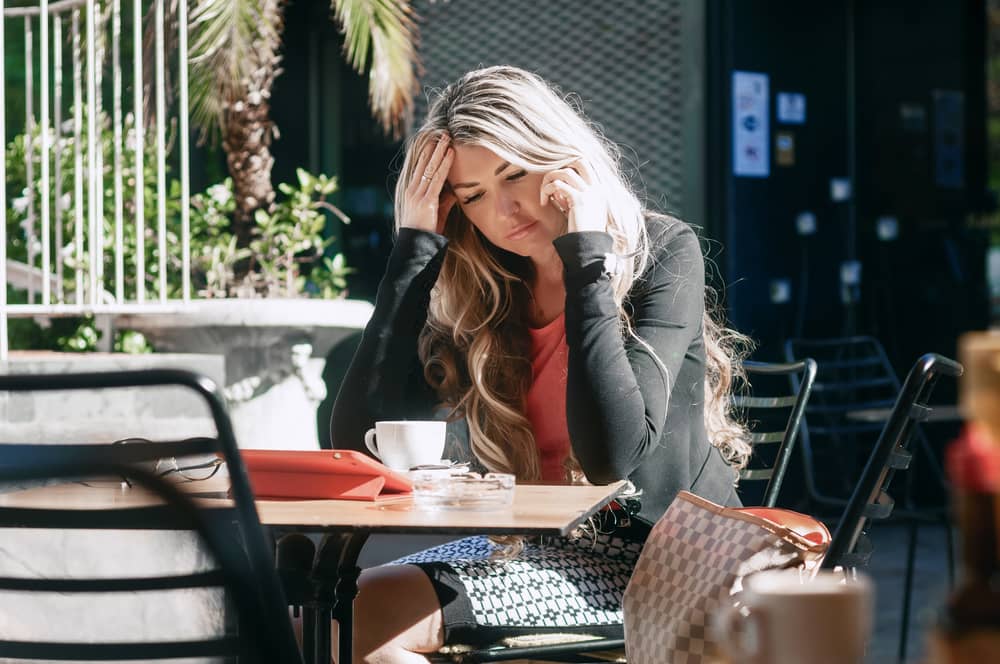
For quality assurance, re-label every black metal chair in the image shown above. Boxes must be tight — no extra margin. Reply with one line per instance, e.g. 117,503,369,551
0,369,303,663
783,336,914,509
734,359,817,508
820,353,963,664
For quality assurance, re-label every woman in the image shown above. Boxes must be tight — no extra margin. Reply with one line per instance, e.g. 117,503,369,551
331,65,750,663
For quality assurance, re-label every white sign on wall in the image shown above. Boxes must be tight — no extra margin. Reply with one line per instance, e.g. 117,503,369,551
733,71,770,177
777,92,807,124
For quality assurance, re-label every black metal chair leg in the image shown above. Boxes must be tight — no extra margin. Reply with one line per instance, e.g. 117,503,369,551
899,521,918,664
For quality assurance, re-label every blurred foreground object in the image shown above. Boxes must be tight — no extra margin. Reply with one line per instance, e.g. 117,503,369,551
928,332,1000,661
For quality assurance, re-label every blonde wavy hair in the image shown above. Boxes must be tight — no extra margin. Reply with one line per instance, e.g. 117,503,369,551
394,66,751,484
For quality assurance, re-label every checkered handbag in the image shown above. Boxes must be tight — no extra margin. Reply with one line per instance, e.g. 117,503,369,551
622,491,828,664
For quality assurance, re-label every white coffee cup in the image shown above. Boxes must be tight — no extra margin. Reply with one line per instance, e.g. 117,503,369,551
711,569,873,664
363,420,446,471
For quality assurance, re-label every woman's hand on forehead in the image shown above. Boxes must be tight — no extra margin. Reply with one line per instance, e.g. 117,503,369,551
400,133,457,235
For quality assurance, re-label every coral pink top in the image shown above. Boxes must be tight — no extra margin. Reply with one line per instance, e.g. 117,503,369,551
526,312,571,482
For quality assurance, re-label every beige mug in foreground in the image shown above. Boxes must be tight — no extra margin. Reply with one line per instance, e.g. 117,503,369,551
711,569,873,664
363,420,446,471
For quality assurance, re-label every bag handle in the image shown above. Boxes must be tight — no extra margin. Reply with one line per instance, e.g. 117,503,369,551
674,491,829,555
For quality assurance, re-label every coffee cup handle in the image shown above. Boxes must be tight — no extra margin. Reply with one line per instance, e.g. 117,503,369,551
364,428,380,459
712,603,768,664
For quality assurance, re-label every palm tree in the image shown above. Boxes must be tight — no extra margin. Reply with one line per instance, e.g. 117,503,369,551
185,0,419,247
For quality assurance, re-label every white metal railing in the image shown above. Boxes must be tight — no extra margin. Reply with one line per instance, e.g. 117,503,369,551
0,0,192,360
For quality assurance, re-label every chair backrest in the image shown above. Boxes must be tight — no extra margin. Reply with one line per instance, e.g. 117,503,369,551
734,358,817,508
0,369,303,663
821,353,963,570
784,336,904,506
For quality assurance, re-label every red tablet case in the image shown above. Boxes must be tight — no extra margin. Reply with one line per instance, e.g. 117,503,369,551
241,449,413,501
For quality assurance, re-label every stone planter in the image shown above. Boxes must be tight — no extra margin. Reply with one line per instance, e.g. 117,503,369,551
113,298,373,450
0,351,225,444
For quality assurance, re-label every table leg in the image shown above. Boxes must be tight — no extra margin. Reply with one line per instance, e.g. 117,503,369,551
312,531,370,664
334,536,368,664
302,606,317,664
316,606,332,664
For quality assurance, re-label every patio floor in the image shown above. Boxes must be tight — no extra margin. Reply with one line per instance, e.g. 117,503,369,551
866,521,953,664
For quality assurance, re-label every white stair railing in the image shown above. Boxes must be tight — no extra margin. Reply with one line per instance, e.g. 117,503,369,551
1,0,192,360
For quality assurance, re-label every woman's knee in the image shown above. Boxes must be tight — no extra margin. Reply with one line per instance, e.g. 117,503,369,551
353,564,445,662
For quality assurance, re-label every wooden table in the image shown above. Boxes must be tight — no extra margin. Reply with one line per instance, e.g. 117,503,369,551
0,477,627,664
251,482,626,534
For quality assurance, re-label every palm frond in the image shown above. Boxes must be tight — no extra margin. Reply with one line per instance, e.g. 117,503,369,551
187,0,284,141
332,0,421,138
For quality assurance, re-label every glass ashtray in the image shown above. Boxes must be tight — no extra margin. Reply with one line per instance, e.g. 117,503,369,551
411,472,515,511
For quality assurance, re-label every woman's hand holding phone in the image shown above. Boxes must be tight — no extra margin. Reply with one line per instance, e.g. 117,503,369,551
540,159,607,234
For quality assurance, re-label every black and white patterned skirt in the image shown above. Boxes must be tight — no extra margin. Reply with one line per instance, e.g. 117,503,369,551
389,519,649,647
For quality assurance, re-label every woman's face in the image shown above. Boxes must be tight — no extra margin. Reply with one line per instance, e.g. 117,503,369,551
446,143,566,259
